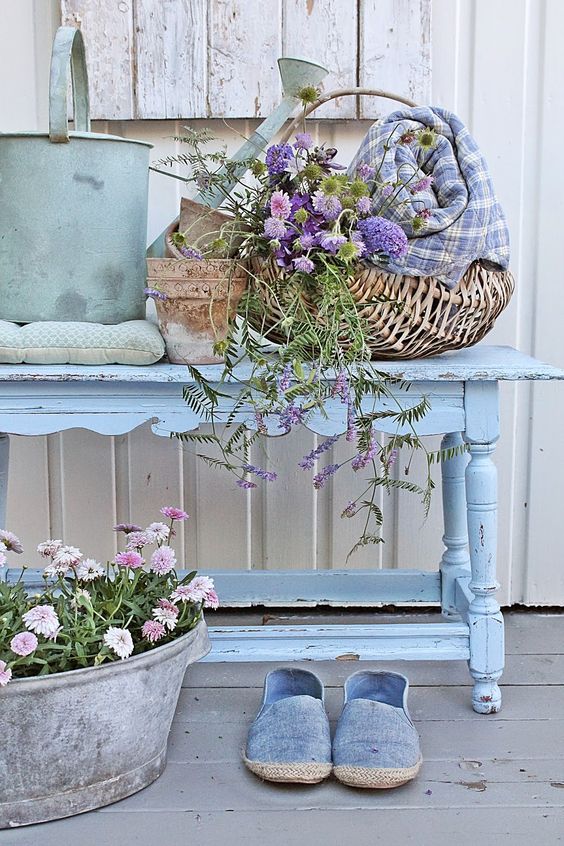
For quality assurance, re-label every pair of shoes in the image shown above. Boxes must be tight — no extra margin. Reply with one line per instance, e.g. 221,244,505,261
244,668,422,789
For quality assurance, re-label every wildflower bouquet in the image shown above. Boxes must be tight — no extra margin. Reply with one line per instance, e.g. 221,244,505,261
151,105,460,556
0,510,218,686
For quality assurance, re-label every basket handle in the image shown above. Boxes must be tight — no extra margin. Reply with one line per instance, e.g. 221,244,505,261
280,87,417,144
49,26,91,144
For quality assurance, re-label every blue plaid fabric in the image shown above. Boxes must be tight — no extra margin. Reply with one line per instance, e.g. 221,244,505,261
348,106,510,288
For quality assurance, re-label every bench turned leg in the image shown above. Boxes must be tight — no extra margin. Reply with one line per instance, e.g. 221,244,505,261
440,432,470,620
464,439,504,713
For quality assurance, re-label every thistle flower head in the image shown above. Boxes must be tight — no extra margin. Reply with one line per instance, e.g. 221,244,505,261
297,85,320,105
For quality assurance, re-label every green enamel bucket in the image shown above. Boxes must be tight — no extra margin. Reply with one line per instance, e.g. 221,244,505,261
0,27,151,323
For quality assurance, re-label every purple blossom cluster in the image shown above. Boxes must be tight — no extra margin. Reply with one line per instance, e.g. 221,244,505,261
243,464,277,482
313,463,340,489
298,435,340,470
352,430,379,471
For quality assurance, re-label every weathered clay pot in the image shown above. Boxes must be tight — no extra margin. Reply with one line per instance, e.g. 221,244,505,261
0,620,210,828
147,257,248,364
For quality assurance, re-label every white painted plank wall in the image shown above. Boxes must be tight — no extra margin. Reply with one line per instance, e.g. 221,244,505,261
1,0,563,604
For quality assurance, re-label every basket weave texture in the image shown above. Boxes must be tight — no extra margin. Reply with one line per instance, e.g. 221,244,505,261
252,86,515,360
247,256,514,360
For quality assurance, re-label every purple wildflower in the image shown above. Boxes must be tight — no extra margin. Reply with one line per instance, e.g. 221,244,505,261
294,132,313,150
144,287,167,301
419,207,433,220
299,435,339,470
386,448,399,468
357,163,375,182
299,233,316,250
319,233,347,254
263,217,288,239
293,256,315,273
265,143,294,175
341,501,358,518
356,196,372,216
381,184,394,198
312,191,342,221
346,403,357,442
243,464,277,482
332,369,349,401
313,464,340,489
180,246,203,260
254,411,267,435
350,230,366,258
237,479,257,489
352,430,378,471
356,217,408,259
279,403,305,432
278,363,293,393
411,175,434,194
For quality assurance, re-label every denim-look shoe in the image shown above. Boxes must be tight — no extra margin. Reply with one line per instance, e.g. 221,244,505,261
244,668,332,784
333,671,422,788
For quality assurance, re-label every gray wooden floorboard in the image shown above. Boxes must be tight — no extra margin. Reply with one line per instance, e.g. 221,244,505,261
2,612,563,846
2,808,562,846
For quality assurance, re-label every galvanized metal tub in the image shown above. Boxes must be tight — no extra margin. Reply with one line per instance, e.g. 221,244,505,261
0,620,210,828
0,27,151,324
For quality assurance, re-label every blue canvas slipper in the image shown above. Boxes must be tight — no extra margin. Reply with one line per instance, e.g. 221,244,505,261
244,668,332,783
333,670,422,788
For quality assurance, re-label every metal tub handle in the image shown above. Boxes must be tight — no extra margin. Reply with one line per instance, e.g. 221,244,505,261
49,26,91,143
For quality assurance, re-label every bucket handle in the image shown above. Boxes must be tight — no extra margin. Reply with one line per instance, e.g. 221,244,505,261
49,26,91,143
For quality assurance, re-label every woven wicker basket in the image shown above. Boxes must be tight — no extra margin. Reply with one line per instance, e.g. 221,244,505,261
250,87,514,360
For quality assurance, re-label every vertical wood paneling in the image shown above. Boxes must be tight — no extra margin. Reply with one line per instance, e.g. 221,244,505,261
525,0,564,603
5,436,51,562
207,0,283,118
281,0,358,118
261,430,318,569
359,0,431,116
61,0,135,120
134,0,207,119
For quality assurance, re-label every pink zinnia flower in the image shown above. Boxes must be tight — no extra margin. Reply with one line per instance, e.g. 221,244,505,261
152,599,179,630
53,545,82,568
75,558,105,581
150,545,177,575
142,620,166,643
43,561,69,578
114,550,144,569
0,660,12,686
160,507,189,522
113,523,142,534
0,530,23,553
126,530,156,550
270,190,292,220
146,522,170,542
10,631,38,656
171,576,219,609
103,626,134,659
0,551,6,568
22,605,60,637
37,539,63,558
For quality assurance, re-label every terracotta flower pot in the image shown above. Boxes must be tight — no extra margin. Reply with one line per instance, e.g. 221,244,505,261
147,257,248,364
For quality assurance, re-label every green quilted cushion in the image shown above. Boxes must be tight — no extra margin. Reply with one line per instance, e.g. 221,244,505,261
0,320,165,365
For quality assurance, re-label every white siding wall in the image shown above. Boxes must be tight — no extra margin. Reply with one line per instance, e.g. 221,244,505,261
1,0,563,604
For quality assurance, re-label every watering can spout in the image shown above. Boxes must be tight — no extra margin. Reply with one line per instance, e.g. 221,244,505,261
277,58,329,97
147,57,330,256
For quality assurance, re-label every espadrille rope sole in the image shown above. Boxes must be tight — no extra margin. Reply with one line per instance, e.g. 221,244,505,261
244,757,332,784
333,757,422,789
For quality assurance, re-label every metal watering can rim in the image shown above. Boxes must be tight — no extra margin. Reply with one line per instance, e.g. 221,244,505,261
0,130,152,147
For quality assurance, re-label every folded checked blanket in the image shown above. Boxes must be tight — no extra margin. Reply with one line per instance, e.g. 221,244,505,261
348,106,510,288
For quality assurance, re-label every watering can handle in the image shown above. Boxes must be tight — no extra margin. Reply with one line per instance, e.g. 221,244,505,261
49,27,91,143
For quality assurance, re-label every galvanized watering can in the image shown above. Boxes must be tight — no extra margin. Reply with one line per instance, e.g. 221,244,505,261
0,27,151,323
